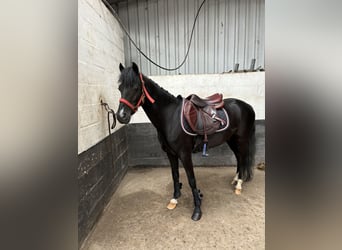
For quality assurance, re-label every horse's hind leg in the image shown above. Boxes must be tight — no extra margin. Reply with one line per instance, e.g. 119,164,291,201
179,152,202,221
227,136,240,186
166,152,182,210
231,172,239,185
228,136,254,194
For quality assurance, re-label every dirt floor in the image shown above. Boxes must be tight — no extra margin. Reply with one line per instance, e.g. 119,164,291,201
81,166,265,250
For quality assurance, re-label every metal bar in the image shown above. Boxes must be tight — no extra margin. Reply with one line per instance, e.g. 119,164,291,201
234,63,239,72
250,58,256,71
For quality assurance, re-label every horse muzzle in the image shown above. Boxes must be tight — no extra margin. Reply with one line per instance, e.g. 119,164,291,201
116,107,131,124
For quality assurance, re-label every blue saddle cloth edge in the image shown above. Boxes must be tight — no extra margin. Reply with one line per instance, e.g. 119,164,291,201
180,98,229,136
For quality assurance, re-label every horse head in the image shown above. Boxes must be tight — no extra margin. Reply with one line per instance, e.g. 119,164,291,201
116,62,144,124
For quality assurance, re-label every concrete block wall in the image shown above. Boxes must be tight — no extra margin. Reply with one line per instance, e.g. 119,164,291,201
78,0,125,154
130,72,265,123
78,0,128,246
78,127,128,244
127,121,265,168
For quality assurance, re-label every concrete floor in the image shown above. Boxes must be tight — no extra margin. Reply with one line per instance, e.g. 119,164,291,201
81,166,265,250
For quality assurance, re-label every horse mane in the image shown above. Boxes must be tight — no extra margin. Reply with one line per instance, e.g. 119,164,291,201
144,76,180,103
118,67,181,104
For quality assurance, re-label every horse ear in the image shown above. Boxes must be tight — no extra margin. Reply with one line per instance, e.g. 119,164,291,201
119,63,125,72
132,62,139,74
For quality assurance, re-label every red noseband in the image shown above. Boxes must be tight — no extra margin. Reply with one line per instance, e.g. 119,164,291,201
119,73,155,113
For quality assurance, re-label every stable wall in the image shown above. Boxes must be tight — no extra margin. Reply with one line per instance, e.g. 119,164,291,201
127,121,265,167
78,0,127,245
78,0,125,154
118,0,265,75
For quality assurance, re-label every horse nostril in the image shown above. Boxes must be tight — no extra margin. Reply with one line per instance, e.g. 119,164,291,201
118,109,127,119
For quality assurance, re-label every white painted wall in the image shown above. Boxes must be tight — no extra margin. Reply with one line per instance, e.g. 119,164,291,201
130,72,265,123
78,0,125,154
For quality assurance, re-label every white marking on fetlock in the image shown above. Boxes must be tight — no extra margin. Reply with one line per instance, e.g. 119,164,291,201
167,198,178,210
231,173,239,185
235,179,243,195
235,179,243,189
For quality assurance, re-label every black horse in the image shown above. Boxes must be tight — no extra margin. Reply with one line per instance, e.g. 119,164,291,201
116,62,256,221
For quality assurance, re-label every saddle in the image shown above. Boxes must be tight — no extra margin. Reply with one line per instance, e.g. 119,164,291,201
189,93,224,109
182,93,229,156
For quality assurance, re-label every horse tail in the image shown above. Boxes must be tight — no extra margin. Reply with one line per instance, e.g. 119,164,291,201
244,120,256,182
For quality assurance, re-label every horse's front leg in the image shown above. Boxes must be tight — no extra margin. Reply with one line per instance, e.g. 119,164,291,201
166,152,182,210
180,152,203,221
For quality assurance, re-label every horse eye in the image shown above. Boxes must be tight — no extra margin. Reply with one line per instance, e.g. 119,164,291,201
118,83,124,91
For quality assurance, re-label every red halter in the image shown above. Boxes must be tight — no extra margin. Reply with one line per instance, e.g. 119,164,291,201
119,73,155,113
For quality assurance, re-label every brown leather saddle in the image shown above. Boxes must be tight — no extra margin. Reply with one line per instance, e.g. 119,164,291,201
189,93,224,109
181,93,229,156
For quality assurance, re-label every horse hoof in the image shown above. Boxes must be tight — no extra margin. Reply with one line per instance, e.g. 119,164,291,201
191,212,202,221
235,188,242,195
191,208,202,221
167,198,177,210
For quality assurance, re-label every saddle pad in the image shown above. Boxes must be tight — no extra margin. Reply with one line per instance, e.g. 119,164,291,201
181,98,229,136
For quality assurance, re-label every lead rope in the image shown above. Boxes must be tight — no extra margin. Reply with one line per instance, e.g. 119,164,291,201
101,100,116,133
101,100,117,168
